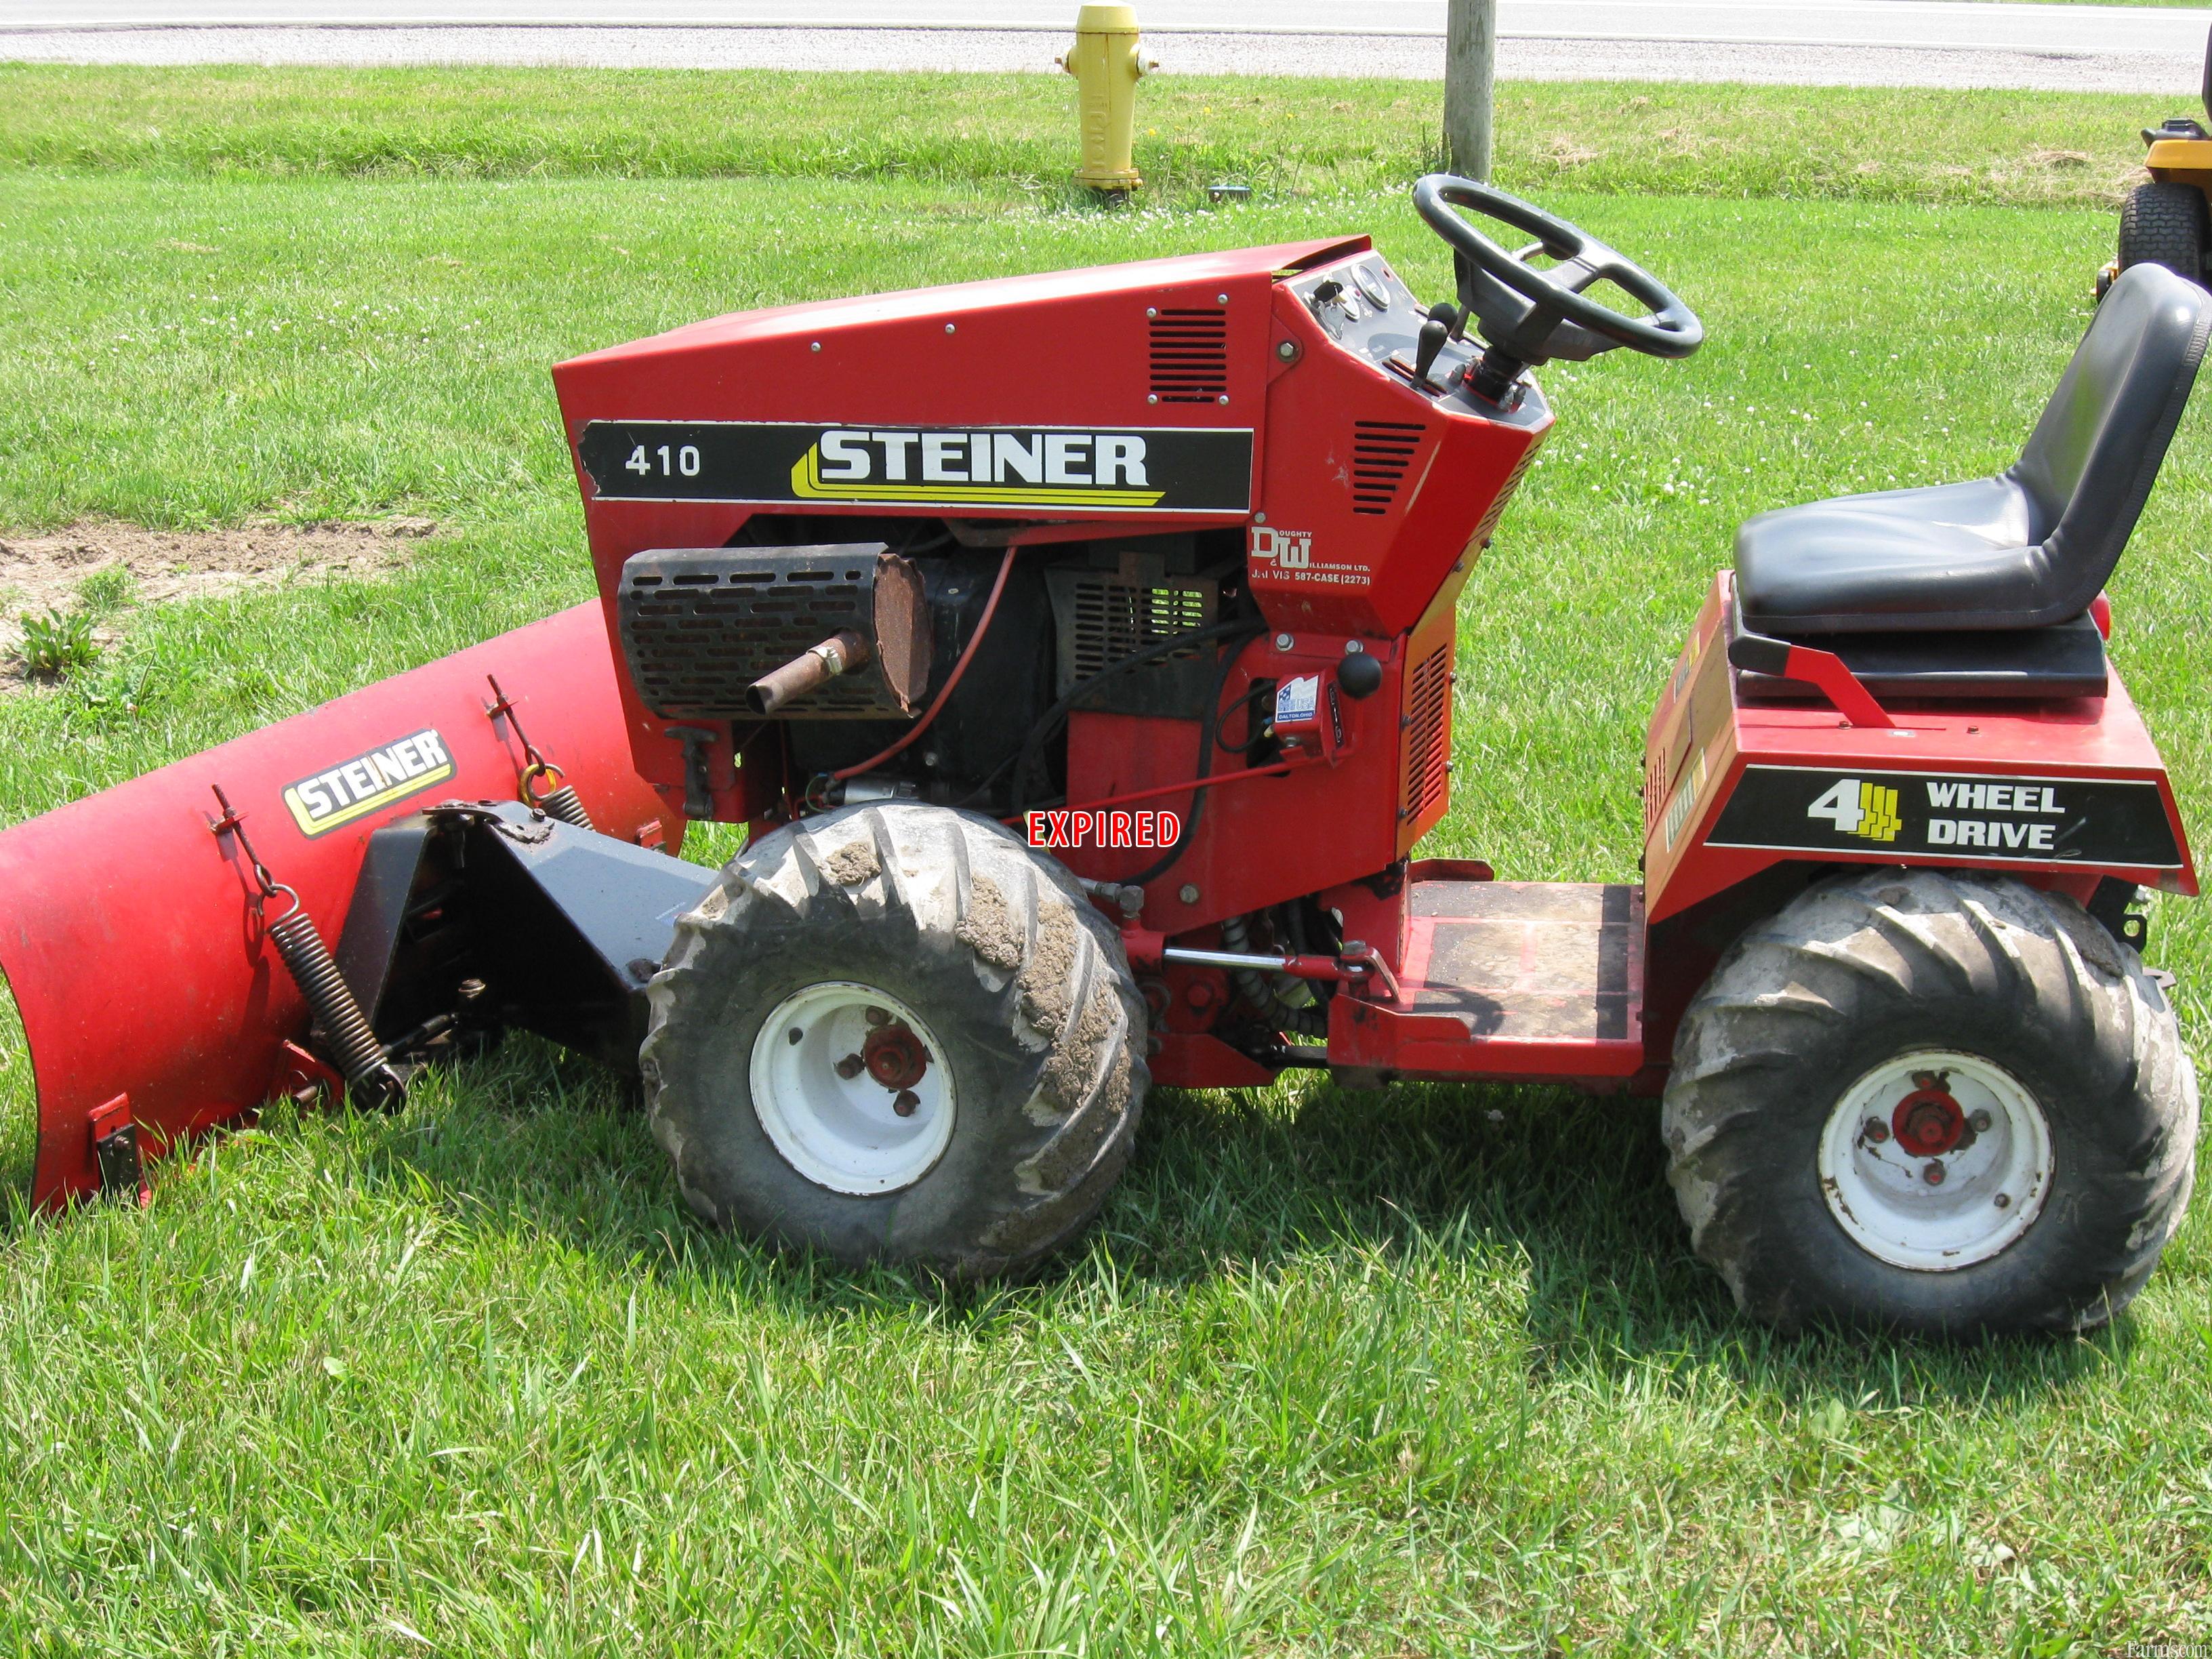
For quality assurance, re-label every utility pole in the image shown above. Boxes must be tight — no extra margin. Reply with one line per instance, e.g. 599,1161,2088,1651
1443,0,1496,181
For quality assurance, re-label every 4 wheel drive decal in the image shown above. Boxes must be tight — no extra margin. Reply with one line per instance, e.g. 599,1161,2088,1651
1807,777,1902,844
579,421,1254,514
1706,766,2183,868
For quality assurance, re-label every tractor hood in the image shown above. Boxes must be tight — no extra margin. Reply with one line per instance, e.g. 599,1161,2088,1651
548,236,1372,449
554,237,1368,389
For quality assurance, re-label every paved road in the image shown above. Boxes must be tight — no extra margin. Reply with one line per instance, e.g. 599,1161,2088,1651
2,0,2205,90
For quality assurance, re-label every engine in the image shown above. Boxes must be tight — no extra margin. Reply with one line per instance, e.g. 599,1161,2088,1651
611,514,1254,820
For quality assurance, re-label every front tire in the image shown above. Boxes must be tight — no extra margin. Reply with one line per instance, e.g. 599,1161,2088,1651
642,802,1147,1279
1663,869,2197,1336
2118,180,2209,287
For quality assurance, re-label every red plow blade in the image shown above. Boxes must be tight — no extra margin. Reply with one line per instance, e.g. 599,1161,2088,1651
0,602,675,1210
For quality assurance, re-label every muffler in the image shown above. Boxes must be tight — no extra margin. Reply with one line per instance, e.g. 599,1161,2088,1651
617,543,933,719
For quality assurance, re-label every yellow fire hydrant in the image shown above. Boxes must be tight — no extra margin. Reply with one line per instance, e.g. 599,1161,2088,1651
1059,3,1147,192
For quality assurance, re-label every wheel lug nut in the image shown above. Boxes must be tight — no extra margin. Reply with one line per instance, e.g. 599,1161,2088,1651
1864,1118,1890,1143
1923,1159,1946,1186
865,1006,890,1027
834,1053,865,1079
1993,1192,2011,1209
893,1089,920,1118
1969,1110,1992,1133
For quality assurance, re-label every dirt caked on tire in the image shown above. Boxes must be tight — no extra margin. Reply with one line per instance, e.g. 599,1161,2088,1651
1664,869,2198,1336
641,801,1147,1279
2118,180,2209,288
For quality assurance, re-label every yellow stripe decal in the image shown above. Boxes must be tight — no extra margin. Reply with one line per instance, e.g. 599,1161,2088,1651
789,448,1164,508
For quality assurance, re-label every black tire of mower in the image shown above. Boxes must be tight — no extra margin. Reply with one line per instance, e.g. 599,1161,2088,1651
1663,869,2198,1336
640,801,1148,1279
2118,180,2209,286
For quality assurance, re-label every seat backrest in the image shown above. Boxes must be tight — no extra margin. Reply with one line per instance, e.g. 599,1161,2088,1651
2010,262,2211,620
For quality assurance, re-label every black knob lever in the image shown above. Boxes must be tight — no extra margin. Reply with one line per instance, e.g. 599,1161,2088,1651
1412,301,1458,389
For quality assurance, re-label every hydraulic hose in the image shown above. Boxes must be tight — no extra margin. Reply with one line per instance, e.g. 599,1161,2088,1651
1218,912,1328,1038
1007,614,1263,822
1115,623,1263,888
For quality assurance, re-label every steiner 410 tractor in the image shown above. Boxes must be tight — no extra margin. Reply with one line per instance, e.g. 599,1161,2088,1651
2,180,2205,1338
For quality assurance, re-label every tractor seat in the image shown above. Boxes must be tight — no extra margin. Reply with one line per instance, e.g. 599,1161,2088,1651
1734,262,2211,637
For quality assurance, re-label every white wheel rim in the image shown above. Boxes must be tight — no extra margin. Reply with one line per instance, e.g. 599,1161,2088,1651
1818,1049,2052,1271
749,982,956,1196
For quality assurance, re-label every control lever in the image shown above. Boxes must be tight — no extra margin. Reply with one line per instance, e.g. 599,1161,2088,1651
1412,301,1459,389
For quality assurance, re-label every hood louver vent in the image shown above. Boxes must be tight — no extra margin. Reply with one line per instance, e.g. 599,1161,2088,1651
1351,420,1425,516
1400,642,1453,827
1468,438,1543,548
1148,309,1229,405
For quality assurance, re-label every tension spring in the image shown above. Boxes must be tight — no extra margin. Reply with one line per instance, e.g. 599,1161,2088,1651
210,783,402,1107
267,910,402,1104
529,777,596,832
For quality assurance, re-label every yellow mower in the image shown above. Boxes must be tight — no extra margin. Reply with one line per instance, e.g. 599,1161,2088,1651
2100,32,2212,299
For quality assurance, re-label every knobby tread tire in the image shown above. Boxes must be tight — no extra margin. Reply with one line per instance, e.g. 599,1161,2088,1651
2118,180,2209,286
640,802,1148,1280
1662,869,2198,1336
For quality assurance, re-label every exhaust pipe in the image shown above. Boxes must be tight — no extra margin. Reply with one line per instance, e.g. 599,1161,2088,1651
747,629,874,716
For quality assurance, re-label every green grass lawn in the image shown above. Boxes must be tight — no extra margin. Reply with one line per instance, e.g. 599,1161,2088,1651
1,68,2209,1654
0,62,2178,208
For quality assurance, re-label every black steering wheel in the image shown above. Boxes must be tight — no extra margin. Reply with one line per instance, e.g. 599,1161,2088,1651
1412,175,1702,370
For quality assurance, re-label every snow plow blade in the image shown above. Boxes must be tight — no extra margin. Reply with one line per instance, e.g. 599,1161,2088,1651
0,602,678,1211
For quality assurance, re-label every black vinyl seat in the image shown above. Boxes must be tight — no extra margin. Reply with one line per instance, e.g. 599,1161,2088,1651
1735,262,2211,636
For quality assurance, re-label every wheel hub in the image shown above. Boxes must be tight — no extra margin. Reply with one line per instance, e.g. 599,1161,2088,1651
862,1024,930,1091
1818,1050,2052,1272
1890,1073,1967,1158
749,982,956,1196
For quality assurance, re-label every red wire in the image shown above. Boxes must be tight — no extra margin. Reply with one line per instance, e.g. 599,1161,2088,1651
1000,757,1305,825
830,544,1019,784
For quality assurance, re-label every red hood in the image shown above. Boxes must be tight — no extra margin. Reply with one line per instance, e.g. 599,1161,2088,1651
554,236,1369,378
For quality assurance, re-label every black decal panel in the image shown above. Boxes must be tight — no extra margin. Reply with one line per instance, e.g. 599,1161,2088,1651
1706,766,2182,869
578,422,1254,515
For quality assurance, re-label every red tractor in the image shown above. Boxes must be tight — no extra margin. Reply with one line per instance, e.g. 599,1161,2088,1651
3,180,2203,1338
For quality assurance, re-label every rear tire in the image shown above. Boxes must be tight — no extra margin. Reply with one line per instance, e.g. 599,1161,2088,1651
642,802,1147,1280
2118,180,2209,286
1663,869,2197,1336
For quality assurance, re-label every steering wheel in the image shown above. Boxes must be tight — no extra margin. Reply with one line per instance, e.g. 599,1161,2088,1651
1412,175,1702,369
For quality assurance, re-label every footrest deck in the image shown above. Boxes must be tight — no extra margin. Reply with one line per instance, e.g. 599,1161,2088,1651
1402,880,1643,1046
